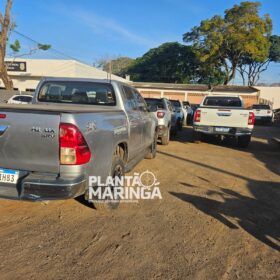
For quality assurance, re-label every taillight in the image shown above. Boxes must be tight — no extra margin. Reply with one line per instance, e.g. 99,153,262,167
194,110,201,123
59,123,91,165
157,111,165,118
0,113,6,119
248,112,255,125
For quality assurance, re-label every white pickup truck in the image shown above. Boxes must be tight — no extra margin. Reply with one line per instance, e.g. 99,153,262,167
252,104,273,124
193,95,255,147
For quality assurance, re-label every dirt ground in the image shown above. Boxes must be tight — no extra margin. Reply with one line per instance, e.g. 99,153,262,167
0,125,279,280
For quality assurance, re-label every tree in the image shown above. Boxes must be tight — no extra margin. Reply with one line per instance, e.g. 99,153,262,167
0,0,13,90
183,2,272,85
94,56,134,78
0,0,51,90
237,35,280,85
127,42,198,83
103,57,134,77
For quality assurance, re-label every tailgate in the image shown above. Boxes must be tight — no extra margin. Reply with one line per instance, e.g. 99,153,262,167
200,108,250,128
253,109,271,117
0,111,60,173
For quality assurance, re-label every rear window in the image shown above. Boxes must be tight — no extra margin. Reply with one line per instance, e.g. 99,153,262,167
203,96,242,107
145,98,165,109
170,100,181,108
38,81,116,106
252,104,270,109
16,96,32,102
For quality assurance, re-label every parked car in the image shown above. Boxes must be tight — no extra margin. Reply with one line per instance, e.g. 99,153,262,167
170,100,184,130
145,98,177,145
193,95,255,147
0,78,157,209
252,104,273,124
182,101,193,125
273,108,280,124
7,94,33,104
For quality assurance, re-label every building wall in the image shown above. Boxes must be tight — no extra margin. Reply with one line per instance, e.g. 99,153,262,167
139,90,162,98
256,87,280,109
138,87,259,107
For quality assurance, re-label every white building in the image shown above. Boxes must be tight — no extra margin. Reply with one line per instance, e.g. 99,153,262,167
0,58,128,92
256,86,280,109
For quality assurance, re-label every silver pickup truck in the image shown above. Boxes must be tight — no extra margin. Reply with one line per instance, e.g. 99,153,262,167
0,78,157,205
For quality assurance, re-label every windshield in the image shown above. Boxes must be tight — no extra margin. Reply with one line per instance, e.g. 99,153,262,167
252,104,270,109
145,98,165,109
38,81,116,106
203,96,242,107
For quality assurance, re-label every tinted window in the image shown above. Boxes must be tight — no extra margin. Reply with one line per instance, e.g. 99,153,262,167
123,86,138,110
145,98,165,109
38,81,116,106
133,89,148,112
18,96,32,102
203,97,242,107
252,104,270,109
170,100,181,108
12,96,21,101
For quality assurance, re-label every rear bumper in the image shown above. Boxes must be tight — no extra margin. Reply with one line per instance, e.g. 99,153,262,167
193,125,252,136
0,173,86,201
157,125,168,137
255,116,272,122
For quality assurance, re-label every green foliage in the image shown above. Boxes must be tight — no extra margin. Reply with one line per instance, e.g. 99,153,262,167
127,42,198,83
103,57,134,77
269,35,280,62
9,39,20,53
37,43,51,51
237,34,280,85
183,1,272,85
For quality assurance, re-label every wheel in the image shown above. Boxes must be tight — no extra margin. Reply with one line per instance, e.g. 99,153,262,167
192,131,202,143
161,127,170,145
145,132,157,159
237,135,251,148
93,155,125,211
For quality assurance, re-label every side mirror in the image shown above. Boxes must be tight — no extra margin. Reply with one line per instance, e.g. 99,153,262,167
148,105,158,112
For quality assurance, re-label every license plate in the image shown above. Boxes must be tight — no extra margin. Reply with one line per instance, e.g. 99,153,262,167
215,127,230,132
0,169,19,184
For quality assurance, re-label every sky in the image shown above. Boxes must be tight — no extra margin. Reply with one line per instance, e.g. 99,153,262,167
5,0,280,84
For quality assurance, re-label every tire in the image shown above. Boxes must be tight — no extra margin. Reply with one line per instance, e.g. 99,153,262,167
146,132,157,159
237,135,251,148
161,128,170,145
192,131,202,143
93,155,125,211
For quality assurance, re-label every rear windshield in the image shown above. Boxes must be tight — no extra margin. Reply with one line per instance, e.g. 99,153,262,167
38,81,116,106
252,104,270,109
145,98,165,109
170,100,181,108
14,96,32,102
203,96,242,107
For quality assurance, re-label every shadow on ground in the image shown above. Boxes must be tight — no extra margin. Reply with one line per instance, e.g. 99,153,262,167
159,127,280,251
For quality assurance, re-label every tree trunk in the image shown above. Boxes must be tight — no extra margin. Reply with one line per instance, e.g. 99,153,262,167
0,0,13,90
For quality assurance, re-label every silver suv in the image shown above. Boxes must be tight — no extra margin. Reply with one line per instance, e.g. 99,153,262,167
145,98,177,145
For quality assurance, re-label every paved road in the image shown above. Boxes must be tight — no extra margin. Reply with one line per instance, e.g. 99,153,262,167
0,125,279,279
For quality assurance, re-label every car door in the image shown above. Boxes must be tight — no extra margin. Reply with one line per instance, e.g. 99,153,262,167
166,100,176,128
133,89,154,149
122,86,144,161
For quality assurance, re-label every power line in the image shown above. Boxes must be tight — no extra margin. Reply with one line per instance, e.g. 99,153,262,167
11,29,91,65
